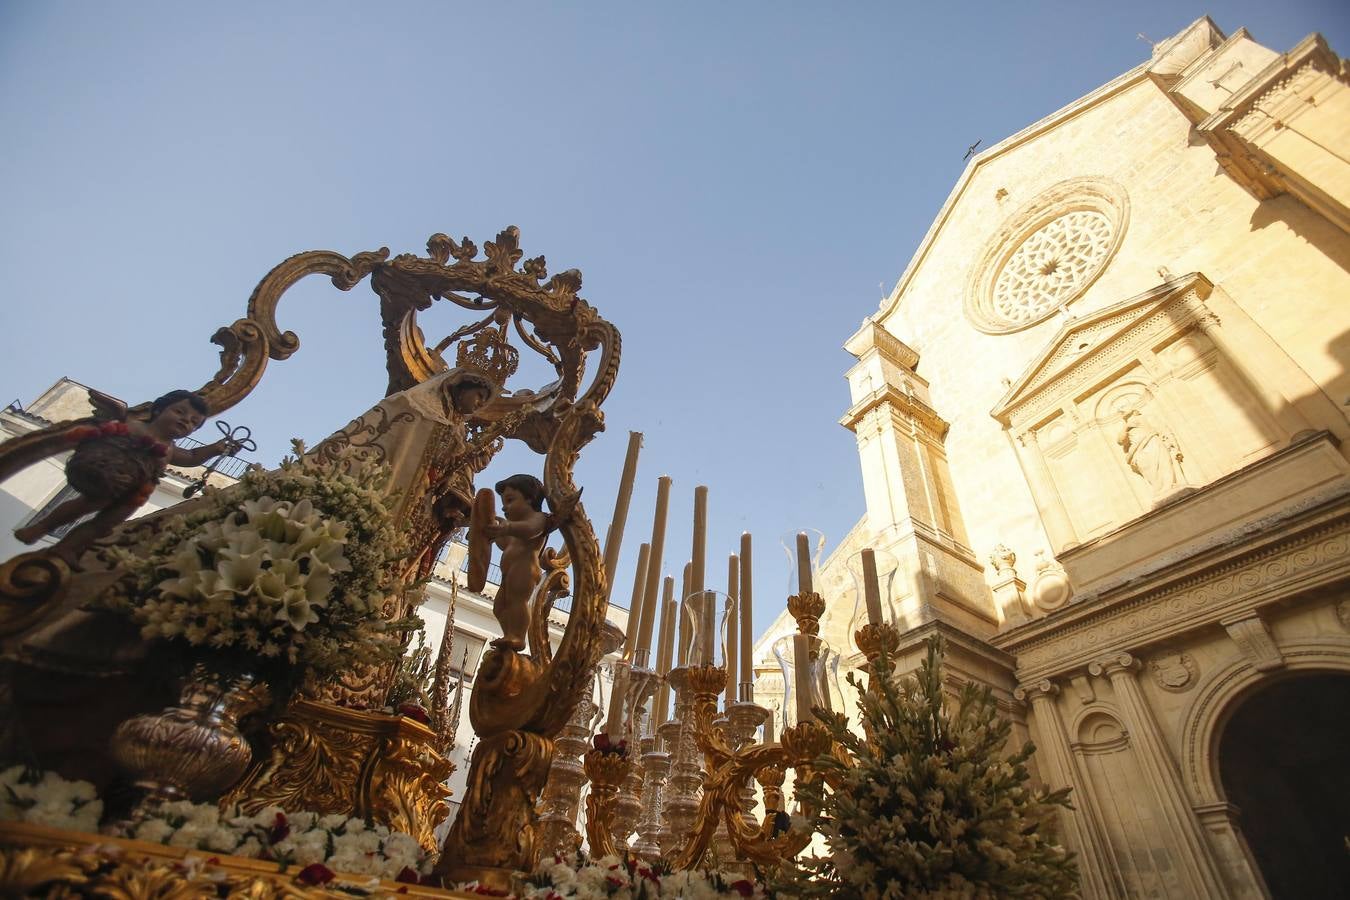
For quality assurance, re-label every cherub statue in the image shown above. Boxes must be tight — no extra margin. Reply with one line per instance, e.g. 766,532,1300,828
485,474,551,652
10,389,241,560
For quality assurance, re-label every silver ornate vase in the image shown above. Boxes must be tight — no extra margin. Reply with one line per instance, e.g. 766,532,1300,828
110,663,270,802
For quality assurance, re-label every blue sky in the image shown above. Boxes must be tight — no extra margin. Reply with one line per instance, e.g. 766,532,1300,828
2,1,1347,641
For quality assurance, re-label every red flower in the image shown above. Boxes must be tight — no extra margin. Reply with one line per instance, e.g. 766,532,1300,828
396,867,421,884
267,812,290,844
731,880,755,897
296,863,335,885
397,704,430,724
606,875,626,887
593,733,612,752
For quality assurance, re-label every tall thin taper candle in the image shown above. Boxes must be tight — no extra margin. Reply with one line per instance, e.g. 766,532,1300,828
739,533,753,691
690,486,708,596
606,663,630,739
699,589,715,667
635,476,671,661
621,543,651,660
795,531,813,595
654,576,676,728
676,562,692,667
792,633,812,724
861,548,883,626
725,554,738,709
602,431,643,600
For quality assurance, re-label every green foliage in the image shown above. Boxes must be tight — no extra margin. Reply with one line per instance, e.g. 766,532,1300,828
777,635,1078,899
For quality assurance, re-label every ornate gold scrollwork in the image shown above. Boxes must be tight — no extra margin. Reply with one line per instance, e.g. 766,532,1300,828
582,749,632,859
224,700,451,853
436,730,554,886
0,822,476,898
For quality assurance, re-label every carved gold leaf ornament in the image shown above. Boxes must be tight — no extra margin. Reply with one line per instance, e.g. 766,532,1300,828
0,227,620,890
0,824,479,898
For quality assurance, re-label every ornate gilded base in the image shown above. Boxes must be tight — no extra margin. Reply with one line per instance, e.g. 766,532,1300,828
223,699,452,853
0,821,476,898
436,730,553,891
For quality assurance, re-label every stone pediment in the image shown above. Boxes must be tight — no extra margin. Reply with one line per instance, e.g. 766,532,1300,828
991,273,1214,427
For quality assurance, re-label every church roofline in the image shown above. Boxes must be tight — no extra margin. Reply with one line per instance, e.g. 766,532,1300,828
872,17,1226,329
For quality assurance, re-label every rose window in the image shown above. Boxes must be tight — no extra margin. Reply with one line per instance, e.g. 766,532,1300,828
990,210,1113,324
964,179,1129,334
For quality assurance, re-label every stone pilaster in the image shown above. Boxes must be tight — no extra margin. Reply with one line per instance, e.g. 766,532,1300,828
1088,653,1228,897
1014,680,1121,900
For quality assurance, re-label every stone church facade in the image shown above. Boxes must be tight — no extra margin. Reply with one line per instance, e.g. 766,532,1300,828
772,17,1348,899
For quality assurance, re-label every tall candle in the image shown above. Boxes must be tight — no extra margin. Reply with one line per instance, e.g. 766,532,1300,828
605,662,630,740
654,576,676,728
795,531,813,595
725,554,738,705
690,486,708,595
602,432,643,600
635,476,671,662
792,634,812,724
676,563,692,667
621,543,651,660
739,533,753,693
764,706,775,743
699,590,715,667
861,548,883,626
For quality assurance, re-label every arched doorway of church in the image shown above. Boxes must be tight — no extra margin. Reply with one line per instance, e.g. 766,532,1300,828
1217,671,1350,899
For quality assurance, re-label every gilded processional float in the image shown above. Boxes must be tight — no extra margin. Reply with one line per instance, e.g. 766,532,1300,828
0,228,868,897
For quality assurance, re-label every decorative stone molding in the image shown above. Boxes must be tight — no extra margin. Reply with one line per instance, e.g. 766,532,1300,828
966,177,1129,334
1222,615,1285,671
1005,512,1350,679
993,277,1213,430
1068,674,1095,705
839,383,950,440
1180,645,1350,807
989,544,1017,577
1012,678,1059,703
843,319,920,370
1029,552,1073,611
1087,651,1140,680
1149,652,1199,692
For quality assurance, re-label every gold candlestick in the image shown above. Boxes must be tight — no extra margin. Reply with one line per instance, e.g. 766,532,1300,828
583,747,632,860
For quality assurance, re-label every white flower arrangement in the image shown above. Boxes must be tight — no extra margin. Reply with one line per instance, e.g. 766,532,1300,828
1,767,431,883
104,442,416,681
479,852,763,899
112,801,431,882
0,766,102,834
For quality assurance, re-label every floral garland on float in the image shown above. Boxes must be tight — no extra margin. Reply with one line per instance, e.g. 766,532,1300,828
90,442,423,805
0,767,432,884
103,440,416,691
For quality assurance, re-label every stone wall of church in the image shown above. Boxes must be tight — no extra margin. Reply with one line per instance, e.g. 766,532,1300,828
864,44,1350,591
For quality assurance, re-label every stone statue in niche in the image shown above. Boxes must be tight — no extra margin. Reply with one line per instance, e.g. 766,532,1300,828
1117,406,1189,501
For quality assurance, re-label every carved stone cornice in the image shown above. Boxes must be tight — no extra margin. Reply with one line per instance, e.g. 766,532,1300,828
839,383,949,439
844,319,920,370
995,501,1350,681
